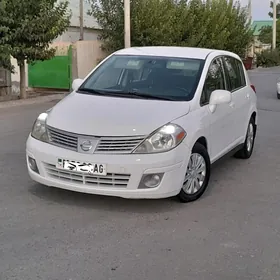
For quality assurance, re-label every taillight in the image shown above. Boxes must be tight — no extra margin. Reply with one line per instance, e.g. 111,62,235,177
251,85,256,93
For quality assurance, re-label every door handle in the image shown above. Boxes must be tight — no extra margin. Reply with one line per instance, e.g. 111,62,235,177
229,102,235,108
246,93,250,99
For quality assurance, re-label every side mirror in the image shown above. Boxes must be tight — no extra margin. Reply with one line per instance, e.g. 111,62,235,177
209,89,232,113
72,78,83,91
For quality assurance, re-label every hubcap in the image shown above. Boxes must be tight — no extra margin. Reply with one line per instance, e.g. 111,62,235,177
246,123,254,152
183,153,206,195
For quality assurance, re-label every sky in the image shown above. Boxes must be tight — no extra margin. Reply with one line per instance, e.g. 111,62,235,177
240,0,271,20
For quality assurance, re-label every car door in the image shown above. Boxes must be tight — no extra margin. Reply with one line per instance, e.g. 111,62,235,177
222,56,249,141
201,57,236,161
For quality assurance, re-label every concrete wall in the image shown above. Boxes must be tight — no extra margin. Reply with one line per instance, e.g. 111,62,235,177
51,42,72,54
68,0,99,29
72,40,107,80
54,27,100,43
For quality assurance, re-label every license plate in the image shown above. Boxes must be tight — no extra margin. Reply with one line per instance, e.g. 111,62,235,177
56,159,107,176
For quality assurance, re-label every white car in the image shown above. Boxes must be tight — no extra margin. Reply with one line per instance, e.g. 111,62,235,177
277,79,280,99
26,47,257,203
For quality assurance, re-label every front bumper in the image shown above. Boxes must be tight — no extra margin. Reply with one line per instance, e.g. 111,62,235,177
277,82,280,94
26,135,191,199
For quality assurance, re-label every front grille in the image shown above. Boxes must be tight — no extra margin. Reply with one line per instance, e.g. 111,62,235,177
48,126,78,151
47,126,145,154
95,136,145,154
44,163,130,188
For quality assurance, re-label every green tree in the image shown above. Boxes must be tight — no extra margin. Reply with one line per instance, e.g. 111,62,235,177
89,0,253,58
0,0,71,99
88,0,183,52
268,1,280,19
177,0,252,57
258,26,273,45
258,21,280,48
0,0,13,71
258,0,280,47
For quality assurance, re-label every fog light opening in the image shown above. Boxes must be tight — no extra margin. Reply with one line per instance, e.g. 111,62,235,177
28,156,39,174
139,173,164,189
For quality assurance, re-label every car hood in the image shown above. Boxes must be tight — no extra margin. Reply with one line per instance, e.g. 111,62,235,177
47,92,190,136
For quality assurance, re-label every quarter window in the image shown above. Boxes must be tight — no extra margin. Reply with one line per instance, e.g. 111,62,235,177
223,56,246,91
201,58,225,105
236,60,246,86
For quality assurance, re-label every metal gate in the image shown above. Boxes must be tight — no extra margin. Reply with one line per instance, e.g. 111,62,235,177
28,46,72,90
0,68,11,96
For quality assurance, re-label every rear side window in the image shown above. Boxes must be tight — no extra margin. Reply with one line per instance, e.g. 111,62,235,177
223,56,246,91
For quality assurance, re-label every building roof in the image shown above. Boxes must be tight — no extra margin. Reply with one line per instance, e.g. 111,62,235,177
68,0,100,29
114,46,239,60
252,20,273,36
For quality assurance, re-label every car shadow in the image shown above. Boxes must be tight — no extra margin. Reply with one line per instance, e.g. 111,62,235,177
28,183,183,214
202,151,242,198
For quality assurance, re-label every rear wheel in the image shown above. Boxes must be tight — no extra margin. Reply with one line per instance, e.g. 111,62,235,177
178,143,211,203
234,117,256,159
277,92,280,100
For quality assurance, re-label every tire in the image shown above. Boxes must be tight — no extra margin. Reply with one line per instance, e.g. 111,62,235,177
234,117,256,159
277,92,280,100
178,143,211,203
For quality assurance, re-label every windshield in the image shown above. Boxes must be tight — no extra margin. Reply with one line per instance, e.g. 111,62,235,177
79,54,205,101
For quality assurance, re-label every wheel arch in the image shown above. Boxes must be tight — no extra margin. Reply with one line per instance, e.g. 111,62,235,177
251,111,257,135
194,136,208,151
251,111,257,123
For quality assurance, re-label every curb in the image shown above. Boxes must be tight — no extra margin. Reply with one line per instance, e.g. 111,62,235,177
0,94,64,109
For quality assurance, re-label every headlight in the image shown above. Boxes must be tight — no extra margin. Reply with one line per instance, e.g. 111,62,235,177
31,112,49,142
133,124,186,154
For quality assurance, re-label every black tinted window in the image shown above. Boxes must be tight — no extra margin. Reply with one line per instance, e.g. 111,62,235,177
237,60,246,86
223,56,246,91
201,58,225,105
80,55,204,101
94,67,123,88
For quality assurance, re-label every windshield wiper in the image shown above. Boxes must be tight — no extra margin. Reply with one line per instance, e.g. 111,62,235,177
78,88,108,95
78,88,175,101
111,90,176,101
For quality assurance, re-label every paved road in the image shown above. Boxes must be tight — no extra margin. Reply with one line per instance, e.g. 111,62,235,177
1,68,280,280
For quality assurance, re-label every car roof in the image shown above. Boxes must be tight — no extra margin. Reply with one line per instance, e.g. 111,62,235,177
114,46,239,60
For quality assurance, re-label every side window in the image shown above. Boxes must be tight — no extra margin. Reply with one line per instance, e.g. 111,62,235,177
201,58,225,105
223,56,245,91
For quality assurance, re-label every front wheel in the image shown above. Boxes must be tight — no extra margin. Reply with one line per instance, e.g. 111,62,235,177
178,143,211,203
277,92,280,100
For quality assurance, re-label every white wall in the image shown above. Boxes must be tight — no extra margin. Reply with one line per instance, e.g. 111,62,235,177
73,40,106,79
68,0,99,29
54,27,100,43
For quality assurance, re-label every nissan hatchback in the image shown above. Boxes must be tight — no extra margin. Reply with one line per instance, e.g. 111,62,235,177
26,47,257,203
